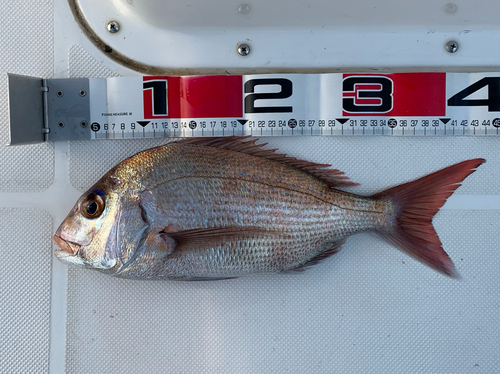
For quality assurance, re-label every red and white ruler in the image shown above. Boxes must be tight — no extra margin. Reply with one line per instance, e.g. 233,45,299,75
88,73,500,138
7,72,500,144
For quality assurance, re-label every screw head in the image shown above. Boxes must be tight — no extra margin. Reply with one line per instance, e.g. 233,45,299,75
80,121,88,128
58,122,65,128
237,43,250,56
446,40,459,53
56,91,64,98
107,21,120,33
79,90,86,97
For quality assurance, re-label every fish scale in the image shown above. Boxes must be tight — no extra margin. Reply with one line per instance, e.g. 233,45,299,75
115,145,386,279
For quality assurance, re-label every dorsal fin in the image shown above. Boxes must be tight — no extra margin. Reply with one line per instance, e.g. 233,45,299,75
174,136,358,188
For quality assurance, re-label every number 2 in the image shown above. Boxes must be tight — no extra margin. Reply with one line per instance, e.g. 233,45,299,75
244,78,293,113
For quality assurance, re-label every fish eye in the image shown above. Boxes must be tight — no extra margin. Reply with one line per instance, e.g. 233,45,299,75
81,194,105,219
86,201,98,215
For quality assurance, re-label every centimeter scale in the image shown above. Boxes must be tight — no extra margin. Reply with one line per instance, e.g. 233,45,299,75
7,72,500,144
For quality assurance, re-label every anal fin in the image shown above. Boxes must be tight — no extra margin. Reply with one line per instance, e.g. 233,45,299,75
286,238,346,272
168,276,238,281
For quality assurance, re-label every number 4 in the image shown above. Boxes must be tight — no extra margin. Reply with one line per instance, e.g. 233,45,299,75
448,77,500,111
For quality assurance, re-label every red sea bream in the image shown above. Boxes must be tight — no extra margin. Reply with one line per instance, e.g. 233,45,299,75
54,137,484,280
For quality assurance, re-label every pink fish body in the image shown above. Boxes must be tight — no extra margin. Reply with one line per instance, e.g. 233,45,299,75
54,137,484,280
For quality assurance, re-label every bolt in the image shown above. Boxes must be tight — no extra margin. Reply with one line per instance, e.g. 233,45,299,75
58,122,65,128
107,21,120,33
80,121,88,128
56,91,64,97
446,40,459,53
79,90,86,97
237,43,250,56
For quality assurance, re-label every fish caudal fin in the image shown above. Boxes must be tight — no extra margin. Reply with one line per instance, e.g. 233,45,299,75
374,158,485,277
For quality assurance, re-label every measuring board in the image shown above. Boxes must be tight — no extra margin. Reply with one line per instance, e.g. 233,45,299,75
7,72,500,144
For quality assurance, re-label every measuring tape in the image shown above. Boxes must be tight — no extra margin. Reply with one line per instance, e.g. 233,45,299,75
8,72,500,144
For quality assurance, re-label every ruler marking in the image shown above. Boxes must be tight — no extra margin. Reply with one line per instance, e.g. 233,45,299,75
87,72,500,140
41,73,499,141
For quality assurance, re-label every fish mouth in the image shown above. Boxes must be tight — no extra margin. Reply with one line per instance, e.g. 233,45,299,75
54,235,89,267
53,235,81,256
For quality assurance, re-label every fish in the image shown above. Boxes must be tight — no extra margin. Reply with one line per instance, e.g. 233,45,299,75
54,137,485,280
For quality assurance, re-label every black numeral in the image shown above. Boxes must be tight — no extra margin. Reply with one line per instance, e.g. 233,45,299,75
343,76,393,113
244,79,293,113
143,81,168,115
448,77,500,112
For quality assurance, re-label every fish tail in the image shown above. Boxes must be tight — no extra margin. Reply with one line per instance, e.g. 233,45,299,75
373,158,485,277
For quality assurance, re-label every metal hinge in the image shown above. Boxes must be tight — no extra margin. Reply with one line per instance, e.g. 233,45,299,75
8,74,91,145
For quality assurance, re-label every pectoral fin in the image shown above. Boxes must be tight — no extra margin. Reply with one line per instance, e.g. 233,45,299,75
157,225,276,252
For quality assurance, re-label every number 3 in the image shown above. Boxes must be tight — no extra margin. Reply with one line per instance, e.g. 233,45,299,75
342,76,393,113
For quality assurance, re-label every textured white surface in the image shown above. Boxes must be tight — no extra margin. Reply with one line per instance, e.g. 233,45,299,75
0,0,54,192
0,209,53,374
0,0,498,373
68,45,120,79
65,211,499,373
0,1,55,372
